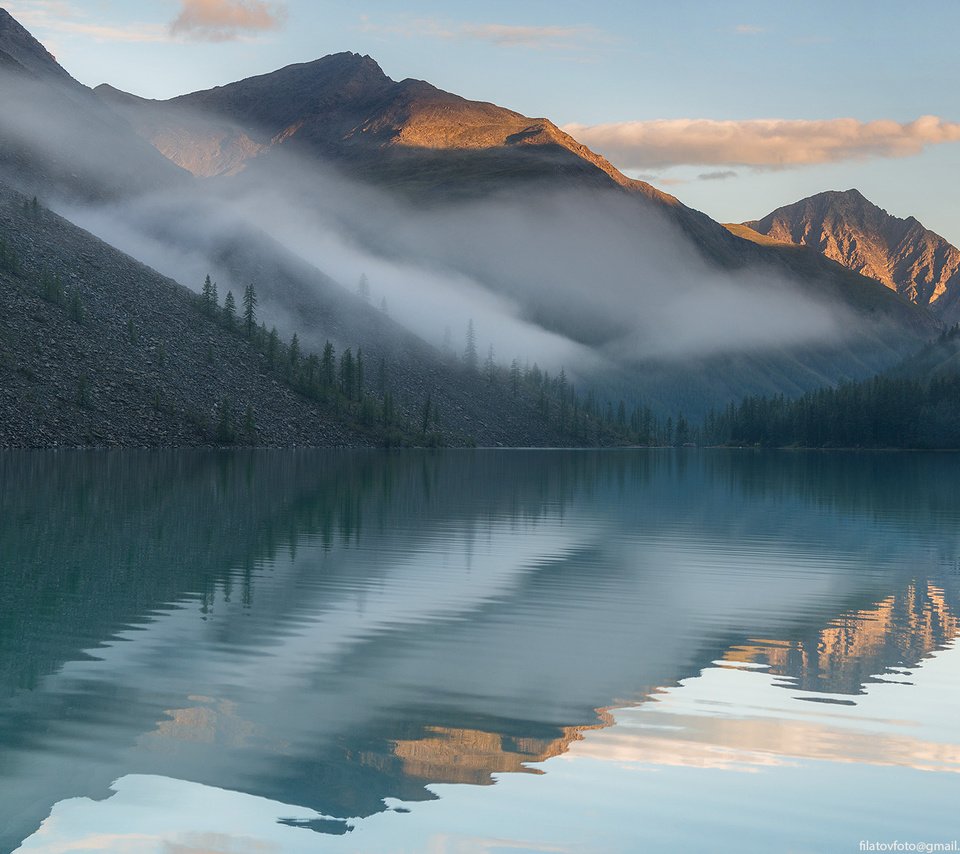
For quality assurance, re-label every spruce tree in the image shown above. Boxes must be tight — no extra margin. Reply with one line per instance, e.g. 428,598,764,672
464,319,478,373
202,275,214,314
243,404,256,442
320,342,335,389
484,344,496,384
356,273,370,302
223,291,236,329
242,284,257,337
340,348,355,399
289,332,301,370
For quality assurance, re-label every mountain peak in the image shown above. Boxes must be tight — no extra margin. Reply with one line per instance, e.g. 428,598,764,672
744,189,960,322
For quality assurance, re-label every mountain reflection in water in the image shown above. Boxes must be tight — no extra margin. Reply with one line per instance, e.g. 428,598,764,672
1,449,959,853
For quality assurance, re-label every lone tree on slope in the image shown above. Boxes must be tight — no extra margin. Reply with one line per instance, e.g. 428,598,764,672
243,284,257,338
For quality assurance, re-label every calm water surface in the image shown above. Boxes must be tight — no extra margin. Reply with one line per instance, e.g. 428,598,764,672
1,449,958,853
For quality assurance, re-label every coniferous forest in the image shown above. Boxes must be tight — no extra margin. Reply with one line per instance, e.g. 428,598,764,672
703,327,960,449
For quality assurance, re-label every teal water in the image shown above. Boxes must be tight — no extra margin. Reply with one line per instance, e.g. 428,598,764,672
1,449,959,853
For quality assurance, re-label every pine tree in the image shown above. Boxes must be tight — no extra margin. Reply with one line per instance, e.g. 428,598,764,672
558,368,569,428
223,291,236,329
340,348,355,399
201,275,214,314
320,342,335,389
510,359,521,397
356,347,364,398
464,319,478,373
289,332,301,370
356,273,370,302
243,284,257,337
484,344,496,384
68,288,83,324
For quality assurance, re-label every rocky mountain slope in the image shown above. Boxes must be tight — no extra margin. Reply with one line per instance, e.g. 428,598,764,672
743,189,960,323
0,184,576,448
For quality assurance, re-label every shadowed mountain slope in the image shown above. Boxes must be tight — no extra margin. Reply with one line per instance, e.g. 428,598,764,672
0,184,576,448
0,9,188,200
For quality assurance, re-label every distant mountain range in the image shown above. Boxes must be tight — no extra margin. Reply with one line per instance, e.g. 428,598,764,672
0,8,950,446
741,189,960,324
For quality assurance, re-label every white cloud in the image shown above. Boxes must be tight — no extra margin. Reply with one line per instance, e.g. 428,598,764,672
562,116,960,169
169,0,287,42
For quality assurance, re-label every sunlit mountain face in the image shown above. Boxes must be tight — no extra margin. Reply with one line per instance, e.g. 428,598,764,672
2,449,959,852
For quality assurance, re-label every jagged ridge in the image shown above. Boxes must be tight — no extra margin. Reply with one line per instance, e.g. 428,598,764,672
744,189,960,324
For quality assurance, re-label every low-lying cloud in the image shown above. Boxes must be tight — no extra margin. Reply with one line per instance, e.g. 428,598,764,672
563,116,960,169
170,0,286,42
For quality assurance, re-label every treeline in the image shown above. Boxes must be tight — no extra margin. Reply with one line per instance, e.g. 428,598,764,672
196,275,430,446
2,200,696,449
472,352,695,447
704,329,960,449
197,273,699,448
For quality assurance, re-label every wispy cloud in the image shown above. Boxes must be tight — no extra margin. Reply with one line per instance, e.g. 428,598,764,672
563,116,960,169
461,23,600,49
733,24,764,35
5,1,167,42
358,15,603,50
698,170,738,181
170,0,287,42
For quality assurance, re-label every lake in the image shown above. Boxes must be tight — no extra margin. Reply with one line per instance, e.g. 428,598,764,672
1,449,958,853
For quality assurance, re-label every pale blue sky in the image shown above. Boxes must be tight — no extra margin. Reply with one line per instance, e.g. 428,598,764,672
8,0,960,242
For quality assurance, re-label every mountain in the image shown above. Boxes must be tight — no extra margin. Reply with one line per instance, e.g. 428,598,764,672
93,54,939,364
742,189,960,324
0,183,589,448
0,9,946,443
0,8,187,200
93,52,745,259
94,52,668,196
